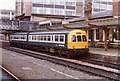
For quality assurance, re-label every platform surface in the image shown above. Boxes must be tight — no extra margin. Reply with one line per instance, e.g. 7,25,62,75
89,47,119,57
89,47,119,64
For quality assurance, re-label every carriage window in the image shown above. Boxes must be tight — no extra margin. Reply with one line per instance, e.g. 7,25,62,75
52,36,53,41
11,36,13,39
46,36,48,41
32,36,36,40
55,36,59,41
41,36,43,40
29,36,31,40
32,36,34,40
48,36,51,41
44,36,46,41
37,36,39,40
60,36,63,42
38,36,41,40
21,36,24,39
34,36,35,40
77,35,81,42
82,35,87,42
71,35,76,42
35,36,37,40
23,36,25,39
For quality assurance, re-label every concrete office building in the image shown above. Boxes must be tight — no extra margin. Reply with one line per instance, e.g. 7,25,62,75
15,0,115,19
92,0,113,14
15,0,85,30
0,9,14,20
15,0,84,21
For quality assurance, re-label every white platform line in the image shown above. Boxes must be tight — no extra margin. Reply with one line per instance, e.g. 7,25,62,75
0,65,21,81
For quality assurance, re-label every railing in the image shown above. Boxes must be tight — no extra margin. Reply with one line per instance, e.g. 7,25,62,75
0,19,19,30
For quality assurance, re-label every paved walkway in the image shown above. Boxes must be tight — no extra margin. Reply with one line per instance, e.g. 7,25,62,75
89,47,119,57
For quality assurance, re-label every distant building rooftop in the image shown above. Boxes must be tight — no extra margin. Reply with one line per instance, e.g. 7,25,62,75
0,9,15,20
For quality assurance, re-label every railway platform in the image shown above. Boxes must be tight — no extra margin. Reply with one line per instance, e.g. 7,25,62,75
89,47,119,64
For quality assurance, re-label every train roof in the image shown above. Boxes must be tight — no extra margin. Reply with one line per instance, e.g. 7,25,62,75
11,29,85,35
11,32,28,35
29,30,71,35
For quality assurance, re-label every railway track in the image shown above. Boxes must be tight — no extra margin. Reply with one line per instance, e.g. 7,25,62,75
3,47,120,81
77,58,120,70
0,65,20,81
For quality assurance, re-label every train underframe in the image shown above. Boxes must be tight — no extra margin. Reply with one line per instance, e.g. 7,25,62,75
10,42,89,58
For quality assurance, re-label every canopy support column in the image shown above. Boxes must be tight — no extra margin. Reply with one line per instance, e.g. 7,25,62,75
104,28,108,51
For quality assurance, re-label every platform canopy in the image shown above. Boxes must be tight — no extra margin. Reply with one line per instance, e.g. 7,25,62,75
35,17,119,31
63,17,119,29
90,17,120,27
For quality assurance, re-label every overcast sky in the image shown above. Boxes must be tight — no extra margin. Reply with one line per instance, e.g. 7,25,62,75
0,0,15,10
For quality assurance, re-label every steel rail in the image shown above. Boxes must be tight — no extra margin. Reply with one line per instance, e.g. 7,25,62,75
3,47,120,81
78,58,120,70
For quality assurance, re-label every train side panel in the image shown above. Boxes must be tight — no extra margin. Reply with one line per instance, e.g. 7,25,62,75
28,34,68,49
10,33,28,47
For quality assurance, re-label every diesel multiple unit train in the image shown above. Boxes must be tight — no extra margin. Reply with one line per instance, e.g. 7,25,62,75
10,29,89,58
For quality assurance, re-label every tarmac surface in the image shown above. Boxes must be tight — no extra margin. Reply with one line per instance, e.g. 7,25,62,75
1,48,104,79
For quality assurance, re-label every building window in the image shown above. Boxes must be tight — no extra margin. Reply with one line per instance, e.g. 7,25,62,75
66,2,75,6
88,29,92,41
66,10,74,15
96,29,99,40
99,30,103,41
114,28,120,40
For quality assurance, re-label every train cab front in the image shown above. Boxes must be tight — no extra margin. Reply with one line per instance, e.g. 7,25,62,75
68,30,89,53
